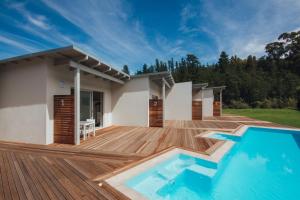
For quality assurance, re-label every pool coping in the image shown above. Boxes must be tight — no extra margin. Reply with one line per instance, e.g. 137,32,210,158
202,125,300,139
105,143,234,199
105,125,300,200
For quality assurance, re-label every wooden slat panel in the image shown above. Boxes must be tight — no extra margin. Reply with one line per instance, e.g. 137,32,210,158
149,99,163,127
54,95,75,144
213,101,221,116
192,100,202,120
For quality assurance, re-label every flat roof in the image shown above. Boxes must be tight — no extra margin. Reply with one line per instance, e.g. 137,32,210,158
0,45,130,81
192,83,208,89
202,86,226,90
132,71,175,87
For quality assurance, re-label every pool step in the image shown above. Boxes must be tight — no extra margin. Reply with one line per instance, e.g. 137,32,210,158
187,165,217,178
156,168,184,180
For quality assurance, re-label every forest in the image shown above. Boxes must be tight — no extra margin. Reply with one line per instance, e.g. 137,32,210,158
123,30,300,109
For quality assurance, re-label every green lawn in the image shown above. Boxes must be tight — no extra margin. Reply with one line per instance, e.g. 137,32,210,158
224,108,300,128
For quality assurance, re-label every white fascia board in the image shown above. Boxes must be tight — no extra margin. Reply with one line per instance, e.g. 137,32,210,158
69,60,124,84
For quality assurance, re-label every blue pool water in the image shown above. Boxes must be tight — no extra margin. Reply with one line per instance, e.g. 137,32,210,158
125,127,300,200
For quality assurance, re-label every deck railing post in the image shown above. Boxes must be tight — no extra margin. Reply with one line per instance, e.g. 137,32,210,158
74,67,80,145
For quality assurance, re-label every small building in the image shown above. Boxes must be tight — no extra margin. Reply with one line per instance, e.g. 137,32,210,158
0,46,225,145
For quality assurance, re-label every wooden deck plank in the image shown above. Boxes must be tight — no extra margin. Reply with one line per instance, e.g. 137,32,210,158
10,153,35,200
0,152,12,200
7,152,27,200
36,157,74,200
4,151,20,200
18,154,49,200
16,153,52,200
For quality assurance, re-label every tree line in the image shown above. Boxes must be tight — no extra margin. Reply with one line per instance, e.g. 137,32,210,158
123,30,300,109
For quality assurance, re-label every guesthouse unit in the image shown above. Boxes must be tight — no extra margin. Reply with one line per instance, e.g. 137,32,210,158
0,46,130,145
0,46,225,145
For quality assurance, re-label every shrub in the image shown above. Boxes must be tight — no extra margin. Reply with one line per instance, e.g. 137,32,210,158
286,98,297,109
229,99,250,109
260,99,273,108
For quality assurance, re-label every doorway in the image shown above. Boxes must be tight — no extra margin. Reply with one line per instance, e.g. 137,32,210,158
92,91,103,127
149,99,163,127
72,89,104,128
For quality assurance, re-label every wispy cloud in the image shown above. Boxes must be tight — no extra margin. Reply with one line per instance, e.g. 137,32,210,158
2,0,163,69
0,34,38,52
26,15,50,30
1,0,300,68
179,0,300,60
41,0,160,68
8,2,50,30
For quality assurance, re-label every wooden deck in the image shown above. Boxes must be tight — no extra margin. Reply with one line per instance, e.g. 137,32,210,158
165,119,240,130
65,126,222,156
0,115,289,199
0,141,136,200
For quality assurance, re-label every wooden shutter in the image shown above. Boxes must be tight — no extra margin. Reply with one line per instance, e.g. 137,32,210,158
192,101,202,120
149,99,163,127
213,101,221,116
54,95,75,144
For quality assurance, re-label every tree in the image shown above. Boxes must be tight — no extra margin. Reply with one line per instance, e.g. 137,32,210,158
132,30,300,108
265,42,285,60
218,51,229,73
122,65,130,74
142,64,148,73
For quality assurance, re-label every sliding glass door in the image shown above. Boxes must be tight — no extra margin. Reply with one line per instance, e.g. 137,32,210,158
80,91,92,121
74,89,103,127
92,91,103,127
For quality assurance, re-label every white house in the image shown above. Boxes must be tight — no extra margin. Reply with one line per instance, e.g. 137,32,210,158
0,46,224,145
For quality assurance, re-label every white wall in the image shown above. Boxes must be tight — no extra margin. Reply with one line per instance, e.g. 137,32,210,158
165,82,192,120
193,89,214,117
111,77,149,126
46,61,113,144
0,60,48,144
149,80,161,99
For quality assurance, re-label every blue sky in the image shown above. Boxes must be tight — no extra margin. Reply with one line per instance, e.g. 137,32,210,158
0,0,300,72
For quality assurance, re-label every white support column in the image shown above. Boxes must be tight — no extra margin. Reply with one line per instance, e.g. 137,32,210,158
162,80,166,127
74,67,80,145
220,90,223,116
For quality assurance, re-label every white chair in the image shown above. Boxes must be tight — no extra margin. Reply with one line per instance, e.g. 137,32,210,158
86,119,96,137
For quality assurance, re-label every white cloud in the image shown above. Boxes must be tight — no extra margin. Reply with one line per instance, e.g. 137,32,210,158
41,0,161,68
8,2,50,30
3,0,300,67
179,0,300,60
26,15,50,30
0,35,38,52
3,0,165,69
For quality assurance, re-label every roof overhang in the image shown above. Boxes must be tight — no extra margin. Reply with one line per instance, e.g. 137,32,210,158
202,86,226,91
132,71,175,88
0,45,130,84
192,83,208,90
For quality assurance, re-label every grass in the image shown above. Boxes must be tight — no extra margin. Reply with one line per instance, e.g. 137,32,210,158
224,108,300,128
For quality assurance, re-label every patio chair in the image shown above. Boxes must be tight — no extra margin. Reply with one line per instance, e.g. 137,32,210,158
86,119,96,137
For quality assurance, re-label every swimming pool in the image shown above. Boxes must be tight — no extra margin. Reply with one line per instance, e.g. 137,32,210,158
125,127,300,199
